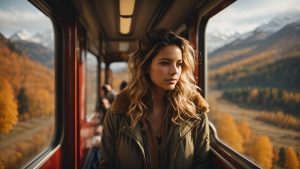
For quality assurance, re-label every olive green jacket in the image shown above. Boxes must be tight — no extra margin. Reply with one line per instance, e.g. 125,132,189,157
99,90,210,169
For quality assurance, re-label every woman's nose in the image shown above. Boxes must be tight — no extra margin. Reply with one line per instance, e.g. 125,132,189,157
169,64,178,75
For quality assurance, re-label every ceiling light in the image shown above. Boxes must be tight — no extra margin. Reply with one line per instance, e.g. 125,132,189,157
120,17,132,34
119,0,136,16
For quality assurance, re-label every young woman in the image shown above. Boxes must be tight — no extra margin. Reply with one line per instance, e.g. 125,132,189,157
99,29,210,169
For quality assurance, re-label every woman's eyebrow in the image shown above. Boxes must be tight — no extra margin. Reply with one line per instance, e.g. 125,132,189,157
158,57,182,62
158,58,171,61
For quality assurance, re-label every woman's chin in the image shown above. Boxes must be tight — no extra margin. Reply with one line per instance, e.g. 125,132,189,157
164,85,176,91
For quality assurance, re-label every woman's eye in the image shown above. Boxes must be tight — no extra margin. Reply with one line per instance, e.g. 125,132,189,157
177,62,183,67
160,61,169,65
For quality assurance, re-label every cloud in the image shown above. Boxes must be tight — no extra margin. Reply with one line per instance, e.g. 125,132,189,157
207,0,300,35
0,8,52,37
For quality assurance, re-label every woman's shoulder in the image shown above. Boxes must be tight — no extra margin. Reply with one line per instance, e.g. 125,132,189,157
110,88,130,114
192,93,209,115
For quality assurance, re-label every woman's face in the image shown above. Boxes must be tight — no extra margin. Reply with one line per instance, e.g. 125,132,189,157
149,45,183,92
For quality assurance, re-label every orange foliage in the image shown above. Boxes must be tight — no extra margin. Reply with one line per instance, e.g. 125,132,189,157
27,89,54,116
0,78,18,134
258,111,300,130
247,135,273,169
0,41,55,119
273,148,280,166
208,47,255,67
248,88,259,102
214,113,244,153
211,50,279,79
237,120,252,144
284,146,299,169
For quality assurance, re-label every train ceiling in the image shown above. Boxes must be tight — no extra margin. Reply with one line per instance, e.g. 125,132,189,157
72,0,233,63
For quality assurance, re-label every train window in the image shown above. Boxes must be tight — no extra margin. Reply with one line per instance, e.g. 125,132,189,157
85,52,98,119
0,1,55,169
110,62,128,92
206,0,300,169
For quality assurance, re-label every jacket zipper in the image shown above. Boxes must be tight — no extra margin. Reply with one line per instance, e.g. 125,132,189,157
169,121,198,169
121,127,148,169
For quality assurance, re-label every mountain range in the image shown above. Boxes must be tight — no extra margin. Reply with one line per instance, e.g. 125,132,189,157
9,30,54,50
0,32,54,69
207,11,300,54
208,18,300,71
207,14,300,116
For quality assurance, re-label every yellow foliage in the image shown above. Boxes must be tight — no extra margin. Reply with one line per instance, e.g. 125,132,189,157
237,120,252,144
273,148,280,165
0,78,18,134
247,135,273,169
0,43,55,119
211,50,279,79
258,111,300,130
27,89,54,116
284,147,299,169
248,88,259,102
214,113,244,153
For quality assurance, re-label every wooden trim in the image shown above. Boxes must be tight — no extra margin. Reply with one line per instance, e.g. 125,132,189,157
209,148,236,169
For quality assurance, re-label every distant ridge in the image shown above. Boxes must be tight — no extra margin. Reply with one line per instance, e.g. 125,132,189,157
0,32,54,68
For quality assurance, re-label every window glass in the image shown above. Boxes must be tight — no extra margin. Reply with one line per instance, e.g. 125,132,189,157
207,1,300,169
0,1,55,168
110,62,128,93
85,52,98,119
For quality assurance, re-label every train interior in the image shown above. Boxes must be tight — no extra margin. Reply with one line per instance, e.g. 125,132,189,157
1,0,299,168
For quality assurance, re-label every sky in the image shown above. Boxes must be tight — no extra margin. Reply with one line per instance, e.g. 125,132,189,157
0,0,52,37
207,0,300,36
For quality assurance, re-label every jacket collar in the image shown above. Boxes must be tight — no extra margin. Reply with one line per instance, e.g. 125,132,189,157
110,88,209,116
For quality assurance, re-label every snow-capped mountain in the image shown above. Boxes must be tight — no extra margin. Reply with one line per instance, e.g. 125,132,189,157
207,11,300,54
32,30,54,49
255,11,300,34
9,30,32,42
9,29,54,49
206,31,252,54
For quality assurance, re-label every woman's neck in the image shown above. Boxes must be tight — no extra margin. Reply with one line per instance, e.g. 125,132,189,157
152,88,166,116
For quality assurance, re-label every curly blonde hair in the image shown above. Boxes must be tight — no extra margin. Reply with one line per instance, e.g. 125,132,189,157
127,29,207,128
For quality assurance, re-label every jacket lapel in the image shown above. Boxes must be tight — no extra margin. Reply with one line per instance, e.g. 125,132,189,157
120,118,146,162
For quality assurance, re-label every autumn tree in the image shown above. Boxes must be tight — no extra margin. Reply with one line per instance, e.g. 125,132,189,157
284,146,299,169
247,135,273,169
248,88,259,102
0,78,18,133
27,88,54,117
237,120,252,144
214,113,244,153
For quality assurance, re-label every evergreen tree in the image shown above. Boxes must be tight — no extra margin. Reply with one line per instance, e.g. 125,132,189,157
17,87,29,115
278,147,285,167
